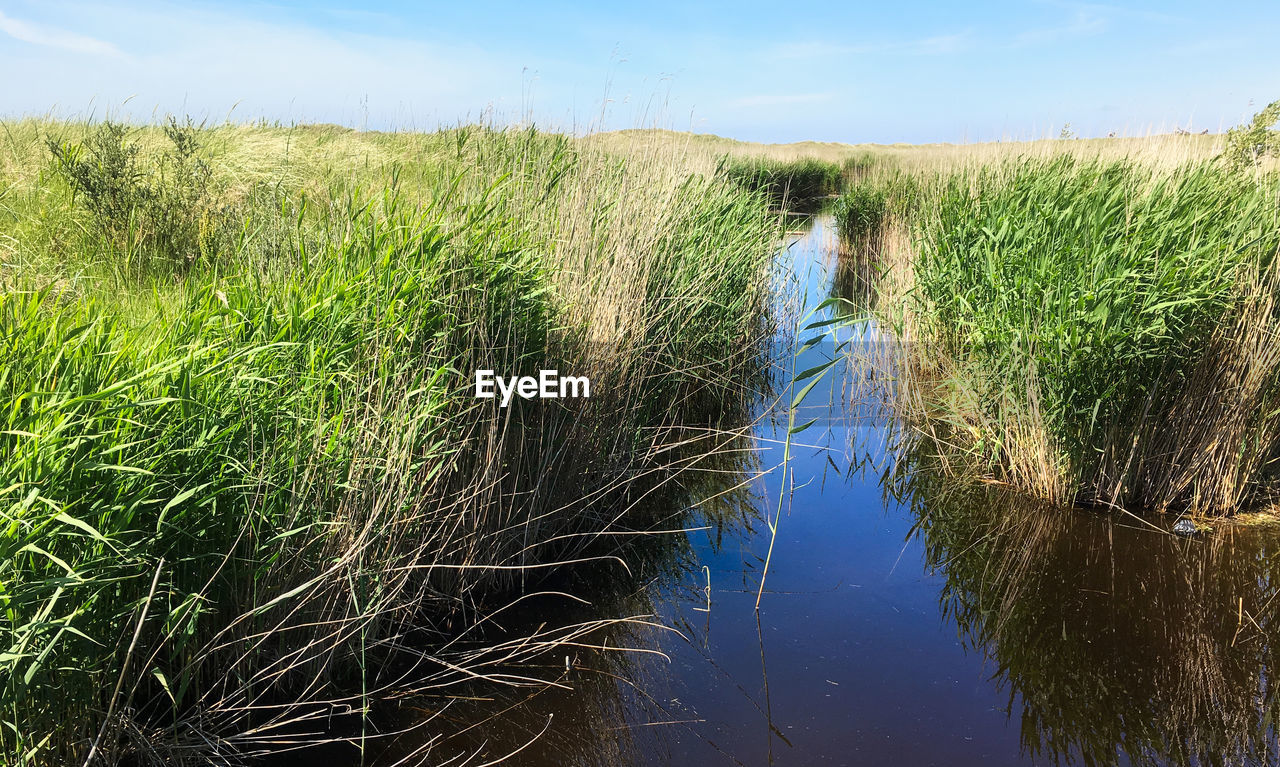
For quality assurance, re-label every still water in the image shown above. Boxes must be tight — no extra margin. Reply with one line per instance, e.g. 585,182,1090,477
349,218,1280,766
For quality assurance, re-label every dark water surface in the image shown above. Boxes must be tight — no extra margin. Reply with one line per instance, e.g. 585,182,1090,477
345,218,1280,766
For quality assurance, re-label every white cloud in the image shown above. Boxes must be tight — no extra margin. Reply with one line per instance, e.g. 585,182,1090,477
1039,0,1182,26
1012,8,1107,46
1012,0,1183,47
768,41,856,60
772,1,1159,63
0,10,122,56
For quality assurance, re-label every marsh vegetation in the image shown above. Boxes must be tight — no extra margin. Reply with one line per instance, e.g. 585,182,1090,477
0,118,780,765
4,99,1280,767
833,104,1280,517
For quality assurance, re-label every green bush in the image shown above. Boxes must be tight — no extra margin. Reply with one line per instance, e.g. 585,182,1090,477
1223,99,1280,169
46,118,232,274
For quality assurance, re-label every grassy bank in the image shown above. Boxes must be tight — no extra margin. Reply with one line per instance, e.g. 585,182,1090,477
835,116,1280,517
0,119,780,764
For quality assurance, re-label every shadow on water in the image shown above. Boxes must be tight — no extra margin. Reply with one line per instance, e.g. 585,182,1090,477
292,215,1280,766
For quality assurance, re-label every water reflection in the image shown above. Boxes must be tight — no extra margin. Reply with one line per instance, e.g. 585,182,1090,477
893,460,1280,766
365,422,771,766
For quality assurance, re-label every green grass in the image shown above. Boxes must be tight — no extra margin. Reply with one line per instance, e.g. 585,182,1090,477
0,119,780,764
892,156,1280,514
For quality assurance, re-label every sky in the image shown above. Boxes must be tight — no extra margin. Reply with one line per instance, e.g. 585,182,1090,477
0,0,1277,144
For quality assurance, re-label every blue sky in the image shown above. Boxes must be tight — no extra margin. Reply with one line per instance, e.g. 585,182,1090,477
0,0,1276,144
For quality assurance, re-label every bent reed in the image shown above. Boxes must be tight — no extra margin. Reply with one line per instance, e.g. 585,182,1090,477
0,119,780,765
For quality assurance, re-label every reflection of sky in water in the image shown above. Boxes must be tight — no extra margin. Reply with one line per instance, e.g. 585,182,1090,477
345,216,1280,767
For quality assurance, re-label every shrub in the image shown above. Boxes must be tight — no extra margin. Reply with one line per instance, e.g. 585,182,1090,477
1223,99,1280,169
46,117,230,273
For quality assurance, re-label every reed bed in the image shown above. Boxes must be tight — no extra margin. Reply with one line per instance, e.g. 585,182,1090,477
836,126,1280,517
593,127,1227,181
714,155,842,211
0,119,780,765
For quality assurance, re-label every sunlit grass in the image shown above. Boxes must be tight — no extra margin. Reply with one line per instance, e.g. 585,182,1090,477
846,154,1280,516
0,119,780,765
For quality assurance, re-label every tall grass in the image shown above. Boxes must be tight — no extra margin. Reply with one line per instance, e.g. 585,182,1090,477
830,172,922,313
0,119,780,764
869,156,1280,515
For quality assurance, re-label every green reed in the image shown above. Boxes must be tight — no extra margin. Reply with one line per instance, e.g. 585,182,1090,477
904,156,1280,514
0,120,780,765
716,155,842,211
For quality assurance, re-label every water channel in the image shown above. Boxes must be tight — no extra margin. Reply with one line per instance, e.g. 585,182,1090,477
318,216,1280,767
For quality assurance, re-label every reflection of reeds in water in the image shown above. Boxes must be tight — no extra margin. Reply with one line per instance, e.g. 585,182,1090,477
831,237,881,315
354,417,770,767
890,453,1280,766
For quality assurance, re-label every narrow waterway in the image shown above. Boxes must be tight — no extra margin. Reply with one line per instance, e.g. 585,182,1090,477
343,216,1280,767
